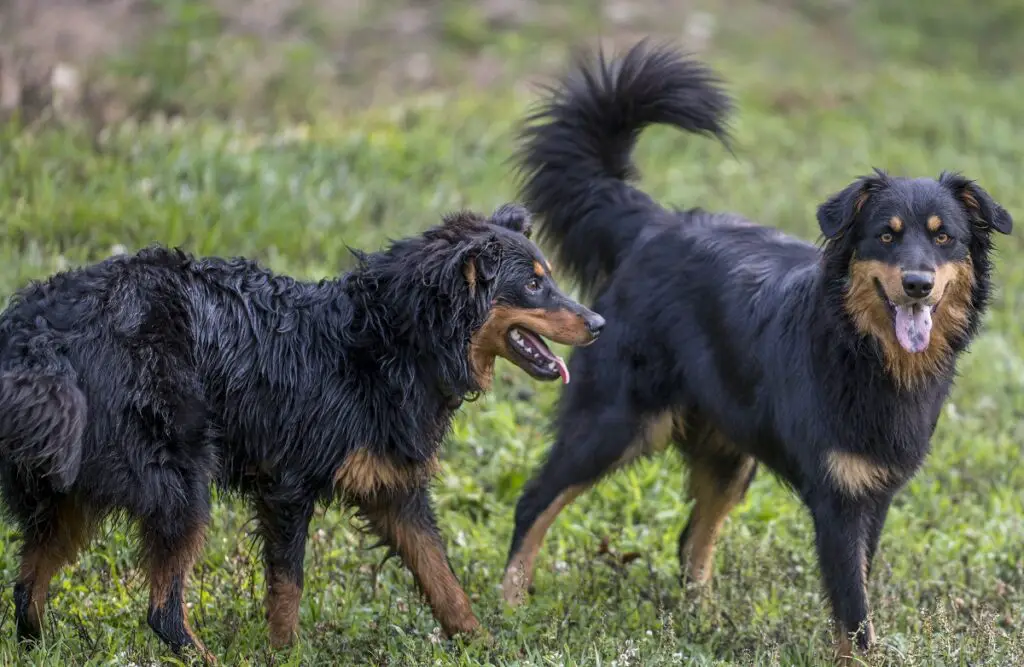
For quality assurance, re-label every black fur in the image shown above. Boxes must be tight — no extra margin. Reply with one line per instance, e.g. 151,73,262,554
0,202,601,657
148,574,192,652
505,40,1011,659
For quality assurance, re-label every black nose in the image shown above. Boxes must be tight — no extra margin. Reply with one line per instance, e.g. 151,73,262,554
902,271,934,299
585,313,606,337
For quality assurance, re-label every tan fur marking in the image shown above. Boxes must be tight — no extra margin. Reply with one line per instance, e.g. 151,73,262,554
619,411,680,462
934,261,967,299
680,435,755,587
17,503,94,635
861,542,870,583
835,634,854,665
859,551,875,647
22,556,54,632
927,215,942,232
463,261,477,295
533,261,546,277
834,620,876,665
334,449,440,498
365,504,479,636
854,190,871,214
147,523,206,608
469,304,592,389
826,451,890,496
845,258,975,388
864,620,877,649
148,524,214,663
265,575,302,648
502,485,586,606
889,216,903,233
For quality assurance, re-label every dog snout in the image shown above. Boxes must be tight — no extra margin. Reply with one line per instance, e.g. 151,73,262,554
901,271,934,299
583,312,606,338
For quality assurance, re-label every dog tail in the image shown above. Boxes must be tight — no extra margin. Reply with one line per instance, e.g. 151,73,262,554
0,372,86,491
515,39,733,296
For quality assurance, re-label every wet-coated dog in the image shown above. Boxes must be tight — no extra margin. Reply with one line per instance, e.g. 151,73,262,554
501,41,1012,662
0,203,604,660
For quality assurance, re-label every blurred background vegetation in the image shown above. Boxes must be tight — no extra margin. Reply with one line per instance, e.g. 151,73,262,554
2,0,1023,124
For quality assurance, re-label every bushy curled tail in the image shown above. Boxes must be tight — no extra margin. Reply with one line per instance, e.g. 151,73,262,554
515,39,733,296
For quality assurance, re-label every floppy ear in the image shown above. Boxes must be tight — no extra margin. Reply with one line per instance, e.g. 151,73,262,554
462,238,502,295
474,239,502,282
490,203,533,239
816,170,890,239
938,172,1013,235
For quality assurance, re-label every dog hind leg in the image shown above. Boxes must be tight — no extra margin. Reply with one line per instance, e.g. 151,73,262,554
676,429,757,589
502,407,675,606
14,499,94,643
140,467,214,663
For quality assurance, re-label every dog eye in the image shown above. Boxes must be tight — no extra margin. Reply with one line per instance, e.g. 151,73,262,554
525,278,542,293
879,232,894,244
935,232,951,245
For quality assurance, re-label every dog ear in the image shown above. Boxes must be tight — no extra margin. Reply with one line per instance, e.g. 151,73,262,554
461,238,502,295
817,170,890,240
474,239,502,282
938,172,1013,235
490,203,533,239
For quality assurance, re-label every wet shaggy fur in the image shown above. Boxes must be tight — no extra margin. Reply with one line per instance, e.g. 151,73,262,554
501,40,1013,663
0,203,603,661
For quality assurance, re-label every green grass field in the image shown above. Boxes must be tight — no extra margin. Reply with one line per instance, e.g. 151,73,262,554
1,2,1023,665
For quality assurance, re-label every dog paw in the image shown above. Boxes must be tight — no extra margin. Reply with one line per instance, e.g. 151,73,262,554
501,564,530,607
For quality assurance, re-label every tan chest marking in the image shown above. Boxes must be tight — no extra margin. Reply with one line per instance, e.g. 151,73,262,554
826,451,891,497
334,449,440,497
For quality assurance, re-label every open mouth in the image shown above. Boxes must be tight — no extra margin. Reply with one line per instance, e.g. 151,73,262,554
506,327,570,384
874,279,939,354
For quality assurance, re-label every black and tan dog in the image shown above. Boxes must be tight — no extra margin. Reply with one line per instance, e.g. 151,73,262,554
501,41,1012,662
0,203,603,660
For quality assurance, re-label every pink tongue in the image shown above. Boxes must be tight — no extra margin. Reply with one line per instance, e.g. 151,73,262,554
555,356,570,384
893,304,932,353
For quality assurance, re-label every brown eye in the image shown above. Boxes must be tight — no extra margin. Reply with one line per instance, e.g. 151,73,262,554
935,232,951,245
525,278,542,293
880,232,894,244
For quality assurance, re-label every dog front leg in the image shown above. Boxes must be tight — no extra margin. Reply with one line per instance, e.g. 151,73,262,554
359,486,479,637
809,493,875,664
255,494,315,648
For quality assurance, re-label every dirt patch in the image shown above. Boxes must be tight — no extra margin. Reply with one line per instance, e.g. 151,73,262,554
0,0,690,123
0,1,151,119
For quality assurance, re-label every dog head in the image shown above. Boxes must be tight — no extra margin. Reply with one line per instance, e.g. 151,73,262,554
818,169,1011,385
447,203,604,389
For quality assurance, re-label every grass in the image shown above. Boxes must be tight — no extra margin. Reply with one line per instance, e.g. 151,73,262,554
1,2,1024,665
